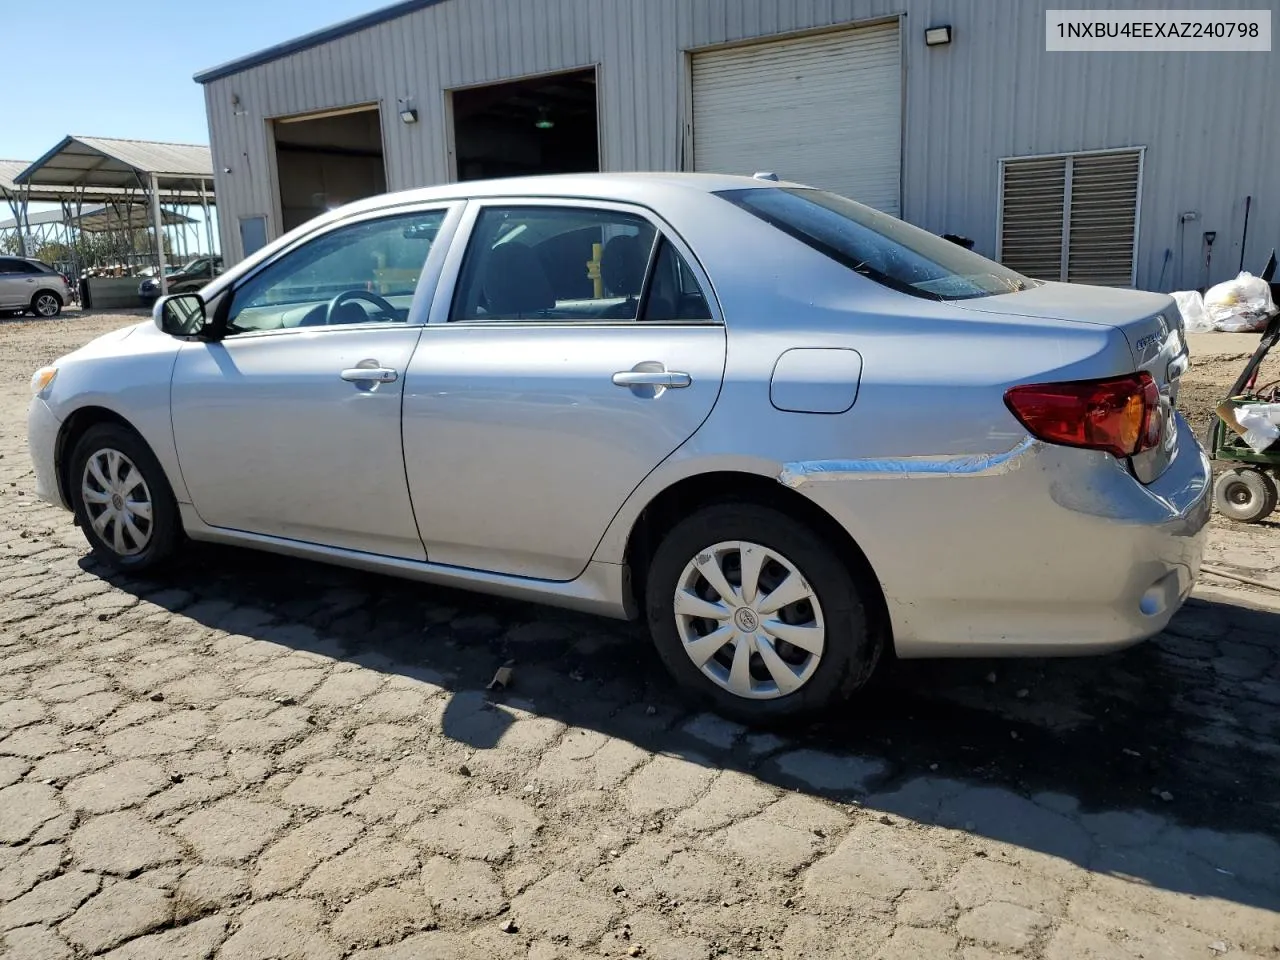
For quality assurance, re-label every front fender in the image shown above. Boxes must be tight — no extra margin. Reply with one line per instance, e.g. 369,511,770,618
44,327,189,505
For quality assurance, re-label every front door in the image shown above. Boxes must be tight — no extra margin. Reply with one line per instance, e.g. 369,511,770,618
403,200,727,580
171,206,454,559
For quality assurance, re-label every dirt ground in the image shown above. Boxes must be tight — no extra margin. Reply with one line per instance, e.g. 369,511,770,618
0,310,1278,960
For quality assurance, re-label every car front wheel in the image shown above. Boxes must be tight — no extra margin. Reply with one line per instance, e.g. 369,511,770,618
645,503,879,723
69,424,181,571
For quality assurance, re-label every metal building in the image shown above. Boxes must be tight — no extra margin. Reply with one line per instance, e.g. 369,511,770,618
196,0,1278,291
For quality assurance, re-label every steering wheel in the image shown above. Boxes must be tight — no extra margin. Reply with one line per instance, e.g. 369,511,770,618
324,289,400,325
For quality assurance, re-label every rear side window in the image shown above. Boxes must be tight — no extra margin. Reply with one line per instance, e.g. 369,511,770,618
718,187,1038,301
449,206,716,324
450,207,657,322
642,239,713,322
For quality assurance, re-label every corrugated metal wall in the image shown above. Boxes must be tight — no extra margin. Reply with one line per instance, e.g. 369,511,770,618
203,0,1279,291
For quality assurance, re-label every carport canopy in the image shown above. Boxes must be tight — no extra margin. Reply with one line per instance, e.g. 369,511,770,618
14,136,213,195
13,137,216,292
0,204,196,234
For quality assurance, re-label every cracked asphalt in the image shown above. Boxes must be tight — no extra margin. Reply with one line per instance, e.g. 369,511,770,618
1,311,1278,959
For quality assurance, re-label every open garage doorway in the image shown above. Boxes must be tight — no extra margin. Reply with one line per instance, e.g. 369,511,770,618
450,68,599,181
272,105,387,233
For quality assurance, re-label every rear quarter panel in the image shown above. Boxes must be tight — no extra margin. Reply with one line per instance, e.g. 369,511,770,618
594,193,1138,568
588,194,1186,656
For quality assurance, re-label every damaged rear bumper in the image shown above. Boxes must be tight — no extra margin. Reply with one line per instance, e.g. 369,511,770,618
789,414,1211,658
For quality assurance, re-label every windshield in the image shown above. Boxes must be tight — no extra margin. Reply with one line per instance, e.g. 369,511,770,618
170,259,206,278
718,187,1038,301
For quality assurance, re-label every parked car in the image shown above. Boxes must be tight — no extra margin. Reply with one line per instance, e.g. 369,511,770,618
138,256,224,305
0,256,71,317
27,173,1209,720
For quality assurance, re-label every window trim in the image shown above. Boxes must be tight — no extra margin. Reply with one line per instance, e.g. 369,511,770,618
996,146,1145,288
212,201,465,341
426,196,724,328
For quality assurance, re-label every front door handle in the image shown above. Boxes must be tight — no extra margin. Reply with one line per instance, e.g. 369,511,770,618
612,370,692,388
341,361,398,384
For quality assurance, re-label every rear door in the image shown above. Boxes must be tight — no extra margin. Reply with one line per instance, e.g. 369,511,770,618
402,199,727,581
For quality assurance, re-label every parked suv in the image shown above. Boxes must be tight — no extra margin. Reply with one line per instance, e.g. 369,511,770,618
138,256,224,306
0,257,70,317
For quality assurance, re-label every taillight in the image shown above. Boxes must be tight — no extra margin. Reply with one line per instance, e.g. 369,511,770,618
1004,372,1161,459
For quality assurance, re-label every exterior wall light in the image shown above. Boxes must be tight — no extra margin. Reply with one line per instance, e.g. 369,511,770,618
925,25,953,46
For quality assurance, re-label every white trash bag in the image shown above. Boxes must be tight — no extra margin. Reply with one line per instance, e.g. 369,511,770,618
1172,290,1213,333
1205,271,1277,333
1233,403,1280,454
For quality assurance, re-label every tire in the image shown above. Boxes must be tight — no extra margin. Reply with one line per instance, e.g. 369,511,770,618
1213,467,1278,523
31,291,62,318
644,503,880,723
69,423,181,571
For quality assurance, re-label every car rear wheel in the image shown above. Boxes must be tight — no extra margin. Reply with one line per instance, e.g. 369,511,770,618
645,503,879,723
1214,467,1277,523
31,292,62,318
69,423,181,571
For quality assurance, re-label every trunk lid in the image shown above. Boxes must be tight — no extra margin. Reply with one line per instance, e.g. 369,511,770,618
958,281,1187,483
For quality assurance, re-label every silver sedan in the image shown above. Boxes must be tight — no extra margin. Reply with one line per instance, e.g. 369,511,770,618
27,173,1210,721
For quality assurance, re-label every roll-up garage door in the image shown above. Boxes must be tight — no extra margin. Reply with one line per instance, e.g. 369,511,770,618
692,21,902,215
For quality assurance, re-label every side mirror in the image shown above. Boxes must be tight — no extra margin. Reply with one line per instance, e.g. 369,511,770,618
154,293,209,338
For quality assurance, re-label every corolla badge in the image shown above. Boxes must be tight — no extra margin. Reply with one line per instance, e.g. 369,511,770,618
1134,314,1170,356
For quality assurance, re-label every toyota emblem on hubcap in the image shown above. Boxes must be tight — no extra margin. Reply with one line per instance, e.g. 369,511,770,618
734,608,759,632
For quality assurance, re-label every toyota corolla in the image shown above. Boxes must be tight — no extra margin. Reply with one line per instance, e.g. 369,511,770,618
27,173,1210,721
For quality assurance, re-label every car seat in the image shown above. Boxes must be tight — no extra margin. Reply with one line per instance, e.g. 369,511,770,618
481,241,555,318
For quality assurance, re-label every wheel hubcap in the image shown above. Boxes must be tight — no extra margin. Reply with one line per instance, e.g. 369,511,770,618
81,448,153,556
1228,483,1253,506
36,296,57,316
673,540,825,700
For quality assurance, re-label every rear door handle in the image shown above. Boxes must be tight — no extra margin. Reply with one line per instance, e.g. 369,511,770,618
611,370,692,388
341,366,398,383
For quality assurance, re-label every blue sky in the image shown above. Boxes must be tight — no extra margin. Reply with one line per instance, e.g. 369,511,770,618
2,0,388,162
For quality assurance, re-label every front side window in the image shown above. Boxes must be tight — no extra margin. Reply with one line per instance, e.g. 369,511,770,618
719,187,1037,301
450,207,660,322
225,210,446,334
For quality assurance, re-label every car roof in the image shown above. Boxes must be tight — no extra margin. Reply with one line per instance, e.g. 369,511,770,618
339,171,800,219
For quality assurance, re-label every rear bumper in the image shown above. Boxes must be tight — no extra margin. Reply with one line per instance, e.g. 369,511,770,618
27,397,66,509
795,413,1211,657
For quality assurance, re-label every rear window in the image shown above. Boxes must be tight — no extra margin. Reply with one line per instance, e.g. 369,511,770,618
718,187,1038,301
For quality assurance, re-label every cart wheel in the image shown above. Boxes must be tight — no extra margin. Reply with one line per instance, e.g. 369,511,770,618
1214,468,1278,523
